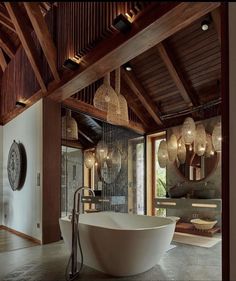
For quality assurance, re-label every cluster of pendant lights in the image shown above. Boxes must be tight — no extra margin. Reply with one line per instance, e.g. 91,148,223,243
158,117,222,168
93,67,129,126
84,141,122,183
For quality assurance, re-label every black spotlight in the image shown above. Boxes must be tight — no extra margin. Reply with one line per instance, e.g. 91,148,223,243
16,101,26,108
201,19,210,31
63,58,80,71
113,14,132,33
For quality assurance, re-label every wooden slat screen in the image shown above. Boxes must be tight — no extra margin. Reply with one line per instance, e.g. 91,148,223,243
57,2,151,68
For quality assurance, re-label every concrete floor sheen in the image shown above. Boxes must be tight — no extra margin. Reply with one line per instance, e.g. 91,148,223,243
0,241,221,281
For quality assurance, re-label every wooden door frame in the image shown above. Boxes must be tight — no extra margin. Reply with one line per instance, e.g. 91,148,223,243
221,3,229,281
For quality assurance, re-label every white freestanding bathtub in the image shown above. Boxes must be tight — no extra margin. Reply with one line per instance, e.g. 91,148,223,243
59,212,175,276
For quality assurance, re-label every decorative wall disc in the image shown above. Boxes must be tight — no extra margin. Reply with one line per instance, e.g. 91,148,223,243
7,140,27,191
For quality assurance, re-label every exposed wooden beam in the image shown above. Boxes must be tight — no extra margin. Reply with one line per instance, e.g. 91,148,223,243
0,12,16,33
48,2,220,102
120,88,150,129
0,29,15,58
157,42,199,107
0,89,43,125
0,48,7,71
121,68,163,127
211,7,221,46
62,98,146,135
77,128,94,144
24,2,60,82
61,139,83,149
5,2,47,92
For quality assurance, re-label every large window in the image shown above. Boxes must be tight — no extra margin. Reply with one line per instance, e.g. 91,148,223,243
61,146,83,217
128,137,145,215
150,134,167,216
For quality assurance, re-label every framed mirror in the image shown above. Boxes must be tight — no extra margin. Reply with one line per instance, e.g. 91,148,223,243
175,135,219,182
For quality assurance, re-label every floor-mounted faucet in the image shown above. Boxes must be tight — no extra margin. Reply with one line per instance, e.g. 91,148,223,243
65,186,95,281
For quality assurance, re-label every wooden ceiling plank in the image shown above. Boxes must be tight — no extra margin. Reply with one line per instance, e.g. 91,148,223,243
121,68,163,126
211,7,221,46
48,2,220,102
0,47,7,71
24,2,60,82
62,98,146,135
5,2,47,92
0,13,16,33
157,42,198,107
0,29,15,58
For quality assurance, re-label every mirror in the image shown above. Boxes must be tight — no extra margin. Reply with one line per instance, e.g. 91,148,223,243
175,136,219,181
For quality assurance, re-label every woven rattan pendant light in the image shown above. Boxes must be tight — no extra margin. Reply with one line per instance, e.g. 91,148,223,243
205,134,215,157
212,121,221,152
107,67,129,126
158,140,168,168
167,134,178,162
194,123,206,156
62,109,78,140
84,151,95,169
177,137,186,164
93,73,119,112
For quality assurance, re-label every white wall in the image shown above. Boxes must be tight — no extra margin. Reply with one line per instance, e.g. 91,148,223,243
229,3,236,280
0,126,3,225
2,100,43,241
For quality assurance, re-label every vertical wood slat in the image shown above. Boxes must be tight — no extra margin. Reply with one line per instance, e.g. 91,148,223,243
57,2,149,68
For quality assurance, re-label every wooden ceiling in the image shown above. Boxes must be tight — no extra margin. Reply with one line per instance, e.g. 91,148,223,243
0,2,221,135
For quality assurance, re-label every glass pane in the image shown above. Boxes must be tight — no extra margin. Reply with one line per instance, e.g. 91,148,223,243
155,138,167,217
61,146,83,217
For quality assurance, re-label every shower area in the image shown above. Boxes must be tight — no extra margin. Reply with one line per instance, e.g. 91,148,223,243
61,109,146,217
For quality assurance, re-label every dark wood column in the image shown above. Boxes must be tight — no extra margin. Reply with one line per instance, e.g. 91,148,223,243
42,97,61,244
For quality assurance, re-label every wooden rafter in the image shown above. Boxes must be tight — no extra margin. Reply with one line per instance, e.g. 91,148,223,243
211,7,221,46
0,48,7,71
63,98,146,135
24,2,60,82
0,29,15,58
5,2,47,92
48,2,220,102
157,42,199,107
121,68,163,127
120,87,150,129
0,12,16,33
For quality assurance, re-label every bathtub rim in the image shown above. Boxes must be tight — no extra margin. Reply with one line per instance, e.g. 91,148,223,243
59,212,175,232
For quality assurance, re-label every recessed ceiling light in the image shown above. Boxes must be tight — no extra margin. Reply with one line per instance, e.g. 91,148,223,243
124,62,132,71
201,20,210,31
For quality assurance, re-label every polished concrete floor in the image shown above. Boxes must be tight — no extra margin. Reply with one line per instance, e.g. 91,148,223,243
0,240,221,281
0,229,37,253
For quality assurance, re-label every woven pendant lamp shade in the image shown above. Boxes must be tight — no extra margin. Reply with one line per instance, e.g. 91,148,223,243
62,110,78,140
177,137,186,164
212,121,222,152
95,140,108,162
93,73,119,112
205,134,215,157
158,140,168,168
182,117,196,145
167,134,178,162
107,68,129,125
194,124,206,156
84,151,95,169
